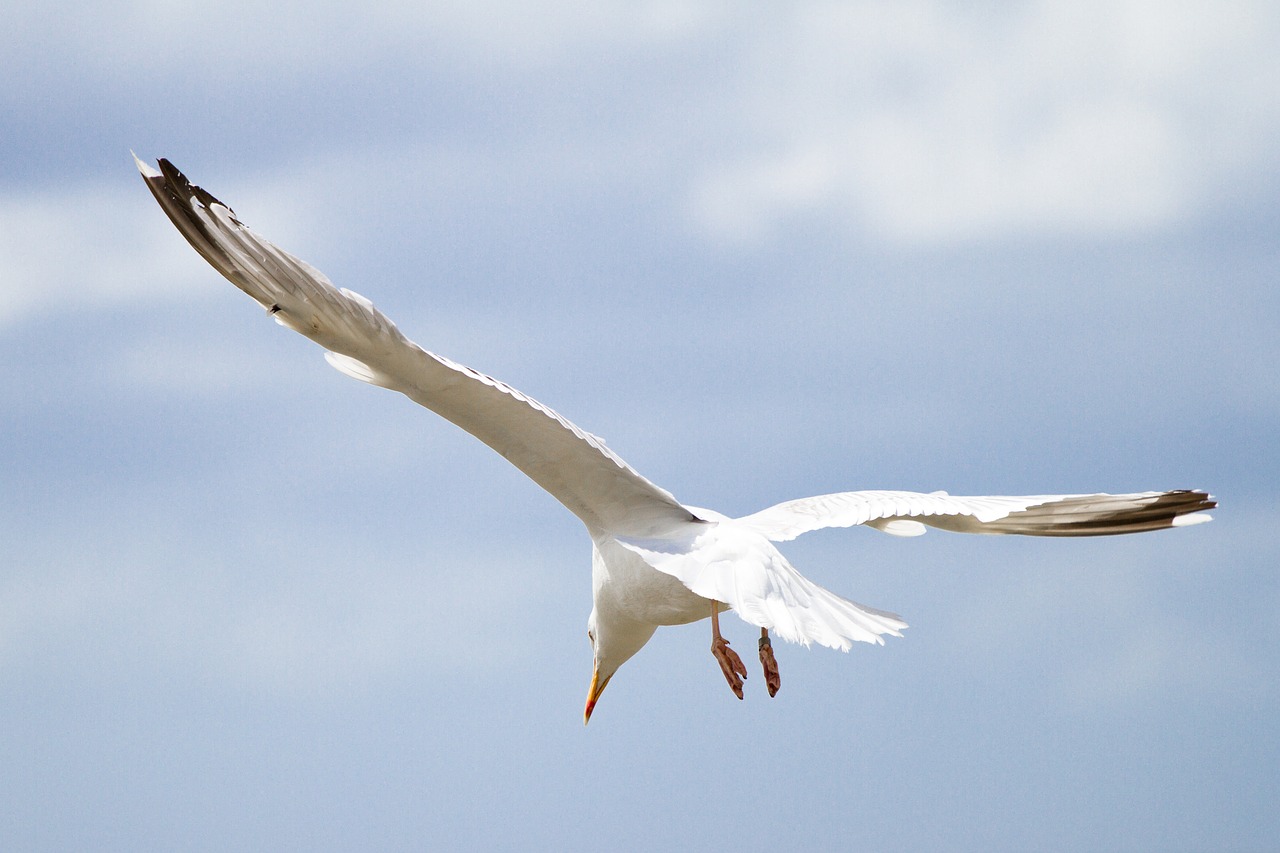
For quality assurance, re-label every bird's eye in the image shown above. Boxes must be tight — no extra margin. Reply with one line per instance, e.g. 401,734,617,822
587,629,595,644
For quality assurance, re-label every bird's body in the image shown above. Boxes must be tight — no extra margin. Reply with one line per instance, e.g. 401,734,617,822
136,155,1215,722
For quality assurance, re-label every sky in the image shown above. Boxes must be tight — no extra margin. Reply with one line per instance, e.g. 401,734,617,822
2,1,1278,850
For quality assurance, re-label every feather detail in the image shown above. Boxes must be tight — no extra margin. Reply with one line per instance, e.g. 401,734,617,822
616,523,907,651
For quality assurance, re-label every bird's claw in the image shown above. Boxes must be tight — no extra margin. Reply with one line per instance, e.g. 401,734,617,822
711,636,747,700
758,634,781,698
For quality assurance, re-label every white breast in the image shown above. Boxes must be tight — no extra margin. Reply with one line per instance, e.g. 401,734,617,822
591,536,721,627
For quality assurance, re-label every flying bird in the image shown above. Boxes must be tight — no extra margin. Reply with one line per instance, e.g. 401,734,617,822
135,155,1215,723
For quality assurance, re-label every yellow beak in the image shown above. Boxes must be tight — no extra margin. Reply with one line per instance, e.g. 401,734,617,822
583,664,612,725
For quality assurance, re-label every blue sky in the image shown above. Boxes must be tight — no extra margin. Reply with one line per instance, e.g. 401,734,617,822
3,2,1277,850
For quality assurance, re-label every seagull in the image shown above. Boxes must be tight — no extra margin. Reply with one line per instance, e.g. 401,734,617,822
135,155,1216,723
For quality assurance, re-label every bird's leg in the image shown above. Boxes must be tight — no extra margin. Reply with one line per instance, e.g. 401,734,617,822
710,603,747,700
758,628,781,697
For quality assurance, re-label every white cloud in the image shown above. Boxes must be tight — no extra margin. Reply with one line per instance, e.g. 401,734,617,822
7,2,1276,254
689,0,1280,244
0,181,192,327
0,0,719,92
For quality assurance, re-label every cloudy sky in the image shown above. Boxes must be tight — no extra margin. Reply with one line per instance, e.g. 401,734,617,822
3,2,1277,850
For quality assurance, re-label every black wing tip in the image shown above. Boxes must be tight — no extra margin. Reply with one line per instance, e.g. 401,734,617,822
988,489,1218,535
1167,488,1217,513
1004,488,1218,537
134,154,254,292
156,156,183,184
160,158,236,218
134,154,236,220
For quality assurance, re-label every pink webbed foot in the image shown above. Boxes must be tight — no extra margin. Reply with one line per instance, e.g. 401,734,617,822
709,601,754,700
711,635,748,700
758,629,781,697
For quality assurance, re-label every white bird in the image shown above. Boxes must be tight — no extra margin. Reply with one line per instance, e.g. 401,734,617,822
135,155,1216,723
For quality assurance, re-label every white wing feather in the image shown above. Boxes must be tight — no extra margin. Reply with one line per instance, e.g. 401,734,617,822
135,155,696,538
737,489,1215,541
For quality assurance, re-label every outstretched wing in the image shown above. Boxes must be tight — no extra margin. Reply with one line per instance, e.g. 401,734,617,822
736,489,1216,541
618,488,1214,649
136,155,698,538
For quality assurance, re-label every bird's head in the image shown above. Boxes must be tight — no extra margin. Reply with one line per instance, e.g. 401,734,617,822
583,608,656,725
